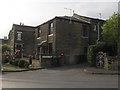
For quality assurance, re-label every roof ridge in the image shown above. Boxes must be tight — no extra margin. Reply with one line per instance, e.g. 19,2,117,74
56,16,90,24
13,24,35,28
73,13,105,21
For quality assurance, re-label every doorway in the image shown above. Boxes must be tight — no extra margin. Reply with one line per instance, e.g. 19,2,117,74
15,44,22,58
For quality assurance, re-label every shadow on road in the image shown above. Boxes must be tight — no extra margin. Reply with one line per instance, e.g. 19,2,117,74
45,63,88,71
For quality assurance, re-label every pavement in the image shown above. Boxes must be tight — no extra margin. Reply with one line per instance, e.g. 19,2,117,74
2,60,43,72
83,66,119,75
2,67,44,72
2,63,119,75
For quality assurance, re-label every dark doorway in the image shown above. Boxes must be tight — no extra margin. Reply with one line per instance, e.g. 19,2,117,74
49,43,52,54
15,45,22,58
37,47,40,60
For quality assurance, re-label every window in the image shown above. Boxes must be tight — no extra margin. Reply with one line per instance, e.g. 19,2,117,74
48,22,53,35
38,27,41,37
94,24,97,31
82,25,88,37
17,32,22,40
49,43,52,54
42,46,46,54
101,26,103,30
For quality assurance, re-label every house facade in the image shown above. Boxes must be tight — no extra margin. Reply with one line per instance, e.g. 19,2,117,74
8,13,105,66
35,16,94,65
35,14,105,66
9,24,36,59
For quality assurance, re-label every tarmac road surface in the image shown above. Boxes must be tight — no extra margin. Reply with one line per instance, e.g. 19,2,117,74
2,65,119,88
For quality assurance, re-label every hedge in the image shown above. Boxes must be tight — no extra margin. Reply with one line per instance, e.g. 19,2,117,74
18,59,29,68
11,59,29,68
118,40,120,56
87,45,96,67
13,59,19,66
1,44,11,64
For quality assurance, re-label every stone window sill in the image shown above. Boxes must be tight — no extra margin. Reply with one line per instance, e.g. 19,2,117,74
37,37,41,39
48,34,53,37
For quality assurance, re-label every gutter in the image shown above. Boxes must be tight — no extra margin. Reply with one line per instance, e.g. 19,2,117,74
97,22,100,44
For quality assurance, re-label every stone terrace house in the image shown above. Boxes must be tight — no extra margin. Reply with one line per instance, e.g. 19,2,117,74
35,15,104,66
9,24,36,58
8,13,105,66
35,14,105,66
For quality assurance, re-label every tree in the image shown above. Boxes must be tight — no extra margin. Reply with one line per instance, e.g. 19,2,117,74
1,44,11,64
103,13,120,55
2,44,11,53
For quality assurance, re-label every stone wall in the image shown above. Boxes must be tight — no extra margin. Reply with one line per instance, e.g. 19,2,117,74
104,55,119,70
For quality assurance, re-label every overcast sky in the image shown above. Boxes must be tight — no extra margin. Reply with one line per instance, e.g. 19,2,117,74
0,0,119,38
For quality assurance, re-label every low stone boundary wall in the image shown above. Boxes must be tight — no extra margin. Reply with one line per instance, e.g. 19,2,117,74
41,58,52,68
41,55,62,68
104,55,119,70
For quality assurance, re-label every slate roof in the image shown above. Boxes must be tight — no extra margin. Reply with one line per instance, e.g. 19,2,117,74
56,16,91,24
13,24,35,28
12,24,36,31
73,13,105,21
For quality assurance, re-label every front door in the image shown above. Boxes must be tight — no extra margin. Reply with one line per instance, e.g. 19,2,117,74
15,45,22,58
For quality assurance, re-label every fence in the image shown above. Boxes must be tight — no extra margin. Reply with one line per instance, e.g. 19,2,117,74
96,51,119,70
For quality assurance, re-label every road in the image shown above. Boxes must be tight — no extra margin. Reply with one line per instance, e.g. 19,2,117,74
0,73,1,90
2,65,119,88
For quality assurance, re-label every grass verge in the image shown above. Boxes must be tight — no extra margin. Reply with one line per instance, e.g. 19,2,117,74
2,63,28,72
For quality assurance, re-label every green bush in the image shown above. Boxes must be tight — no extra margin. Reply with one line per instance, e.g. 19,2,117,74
4,55,9,63
87,45,96,67
9,60,14,64
1,44,11,64
2,54,10,64
10,59,29,68
0,45,2,53
118,40,120,56
2,44,11,53
18,60,25,68
24,61,29,68
13,60,19,66
18,59,29,68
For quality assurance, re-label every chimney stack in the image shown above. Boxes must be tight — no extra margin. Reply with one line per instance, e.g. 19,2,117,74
20,22,24,26
20,22,22,25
